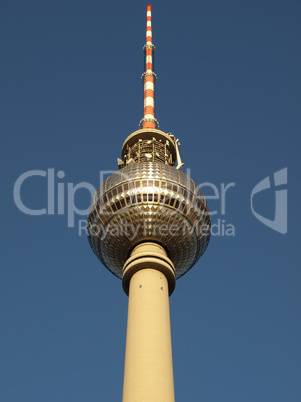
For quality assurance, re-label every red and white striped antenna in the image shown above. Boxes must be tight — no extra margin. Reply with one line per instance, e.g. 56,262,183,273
140,4,159,129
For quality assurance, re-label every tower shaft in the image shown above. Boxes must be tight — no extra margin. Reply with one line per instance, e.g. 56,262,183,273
122,243,175,402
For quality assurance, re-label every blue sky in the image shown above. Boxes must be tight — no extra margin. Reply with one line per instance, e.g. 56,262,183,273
1,0,300,401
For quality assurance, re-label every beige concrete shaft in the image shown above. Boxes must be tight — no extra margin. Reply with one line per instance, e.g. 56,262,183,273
122,243,175,402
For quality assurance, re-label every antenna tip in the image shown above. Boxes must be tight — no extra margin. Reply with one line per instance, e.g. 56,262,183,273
146,4,152,11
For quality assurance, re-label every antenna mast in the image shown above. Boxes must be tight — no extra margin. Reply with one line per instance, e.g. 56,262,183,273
140,4,159,129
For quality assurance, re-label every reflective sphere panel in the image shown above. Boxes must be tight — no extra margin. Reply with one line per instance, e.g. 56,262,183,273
88,162,211,279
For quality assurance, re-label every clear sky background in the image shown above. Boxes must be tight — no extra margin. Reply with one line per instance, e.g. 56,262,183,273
1,0,300,401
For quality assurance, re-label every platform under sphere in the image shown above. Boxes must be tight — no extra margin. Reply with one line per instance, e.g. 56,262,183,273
87,162,211,279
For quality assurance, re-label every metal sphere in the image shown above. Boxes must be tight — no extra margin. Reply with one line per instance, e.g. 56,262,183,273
87,162,211,279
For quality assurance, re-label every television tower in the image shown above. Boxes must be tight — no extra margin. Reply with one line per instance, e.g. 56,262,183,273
87,5,211,401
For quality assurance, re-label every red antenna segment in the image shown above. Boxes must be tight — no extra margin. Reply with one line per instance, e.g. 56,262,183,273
140,4,159,129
